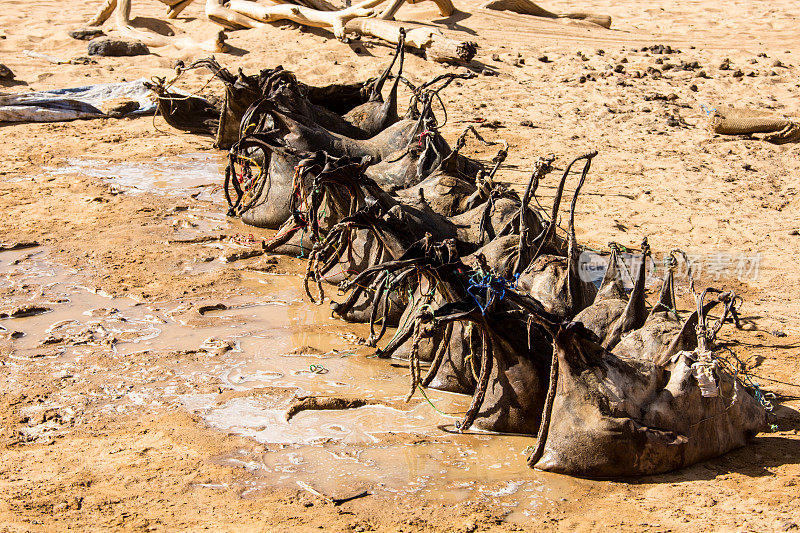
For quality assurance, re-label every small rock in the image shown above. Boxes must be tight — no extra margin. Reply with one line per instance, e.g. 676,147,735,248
519,120,536,128
537,55,551,63
512,57,525,67
772,59,785,68
87,307,119,317
689,84,698,92
646,66,662,79
771,331,787,338
614,64,625,73
696,70,710,79
719,58,732,70
100,97,140,118
482,68,497,76
642,44,677,55
732,69,744,78
491,53,500,61
666,115,682,127
478,119,504,129
68,28,105,41
596,49,605,56
88,38,149,57
789,229,799,236
69,56,98,65
0,63,14,80
199,337,235,356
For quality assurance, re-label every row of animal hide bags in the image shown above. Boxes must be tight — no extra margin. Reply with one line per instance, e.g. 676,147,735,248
150,41,768,478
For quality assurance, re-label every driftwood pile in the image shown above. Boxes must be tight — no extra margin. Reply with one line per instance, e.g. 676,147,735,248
86,0,478,62
153,50,768,478
84,0,612,60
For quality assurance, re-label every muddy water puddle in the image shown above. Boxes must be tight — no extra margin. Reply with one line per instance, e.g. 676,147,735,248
45,153,225,203
0,244,576,520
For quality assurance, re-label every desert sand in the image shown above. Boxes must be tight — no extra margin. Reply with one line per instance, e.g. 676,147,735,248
1,0,799,530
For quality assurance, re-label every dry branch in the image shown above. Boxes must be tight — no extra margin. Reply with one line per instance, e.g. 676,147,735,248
482,0,611,29
378,0,455,20
345,18,477,63
227,0,386,39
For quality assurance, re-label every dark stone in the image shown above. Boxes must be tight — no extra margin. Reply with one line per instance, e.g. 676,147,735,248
69,56,98,65
88,38,149,57
666,115,682,127
0,63,14,80
69,28,105,41
643,44,677,55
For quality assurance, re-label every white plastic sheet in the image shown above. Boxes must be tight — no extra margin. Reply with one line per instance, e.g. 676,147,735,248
0,78,157,123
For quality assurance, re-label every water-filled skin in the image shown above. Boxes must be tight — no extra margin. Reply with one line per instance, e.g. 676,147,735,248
192,52,406,148
533,322,766,478
516,254,597,322
239,106,448,229
471,312,552,434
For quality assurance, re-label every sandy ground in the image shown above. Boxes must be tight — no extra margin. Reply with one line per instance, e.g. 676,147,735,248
2,0,800,531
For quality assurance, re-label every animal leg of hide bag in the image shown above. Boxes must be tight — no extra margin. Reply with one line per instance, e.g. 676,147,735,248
342,30,406,137
528,322,766,478
572,238,650,349
516,152,598,320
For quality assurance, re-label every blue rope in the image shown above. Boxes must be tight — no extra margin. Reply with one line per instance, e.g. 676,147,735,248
466,272,519,314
